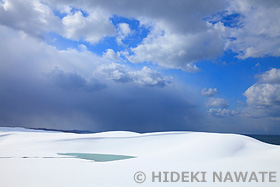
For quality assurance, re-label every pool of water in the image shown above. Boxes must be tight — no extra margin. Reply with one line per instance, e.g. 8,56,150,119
57,153,136,162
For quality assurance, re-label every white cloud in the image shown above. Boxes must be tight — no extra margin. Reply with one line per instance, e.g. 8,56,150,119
206,98,229,108
212,0,280,59
243,68,280,119
48,0,226,33
57,0,280,63
258,68,280,84
203,89,233,118
208,108,236,117
62,8,115,44
201,88,219,97
96,63,132,83
129,66,170,87
78,44,88,52
2,0,280,68
127,26,223,71
0,0,116,44
185,64,200,73
102,49,122,62
237,99,246,106
45,0,226,70
116,23,132,45
0,0,61,37
244,68,280,107
97,63,170,87
244,83,280,107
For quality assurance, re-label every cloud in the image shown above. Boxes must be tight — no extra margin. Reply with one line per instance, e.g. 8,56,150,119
206,98,229,108
1,0,279,134
210,0,280,59
2,0,280,69
258,68,280,84
244,69,280,107
97,63,132,83
97,63,170,87
244,83,280,106
48,68,106,92
185,64,200,73
208,108,236,117
203,89,233,118
62,8,115,44
127,27,223,71
0,0,116,44
0,26,202,132
128,66,170,87
47,0,226,70
201,88,219,97
0,0,61,37
48,0,226,33
116,23,133,45
102,49,123,62
243,68,280,119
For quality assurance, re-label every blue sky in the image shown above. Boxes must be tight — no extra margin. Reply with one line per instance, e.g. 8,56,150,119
0,0,280,134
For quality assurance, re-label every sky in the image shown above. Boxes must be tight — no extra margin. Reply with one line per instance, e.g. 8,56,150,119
0,0,280,134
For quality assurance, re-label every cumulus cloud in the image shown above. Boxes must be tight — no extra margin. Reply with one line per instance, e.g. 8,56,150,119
206,98,229,108
97,63,170,87
96,63,132,83
116,23,133,45
45,0,226,70
0,0,61,37
102,49,123,62
243,68,280,120
127,27,223,71
208,108,236,117
244,83,280,106
203,89,232,118
0,0,116,44
210,0,280,59
244,68,280,107
2,0,280,69
48,0,226,33
184,64,200,73
201,88,219,97
258,68,280,84
0,0,223,64
62,8,115,44
66,0,279,68
128,66,170,87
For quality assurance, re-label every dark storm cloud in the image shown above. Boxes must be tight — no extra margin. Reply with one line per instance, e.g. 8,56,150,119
49,68,106,92
0,68,203,132
0,26,204,132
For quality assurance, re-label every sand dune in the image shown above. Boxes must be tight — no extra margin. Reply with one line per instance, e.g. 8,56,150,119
0,127,279,187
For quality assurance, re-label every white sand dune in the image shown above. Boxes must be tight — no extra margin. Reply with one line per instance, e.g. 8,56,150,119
0,127,279,187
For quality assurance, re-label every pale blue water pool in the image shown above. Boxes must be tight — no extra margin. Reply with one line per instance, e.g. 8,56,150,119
57,153,136,162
